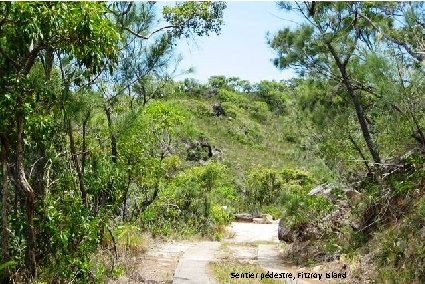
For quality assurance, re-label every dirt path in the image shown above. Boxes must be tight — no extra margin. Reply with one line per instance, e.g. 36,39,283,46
110,241,193,283
170,221,280,283
227,221,279,243
221,221,312,284
171,221,312,284
112,221,315,283
172,241,220,284
257,244,310,284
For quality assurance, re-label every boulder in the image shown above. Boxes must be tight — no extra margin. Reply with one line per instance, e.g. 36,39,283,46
278,219,294,243
212,102,226,117
253,218,266,224
308,183,336,196
234,213,273,224
261,214,274,224
185,138,221,162
234,213,253,222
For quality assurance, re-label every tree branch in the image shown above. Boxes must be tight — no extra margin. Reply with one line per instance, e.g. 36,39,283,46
123,25,178,40
359,12,424,61
343,6,360,67
21,42,45,76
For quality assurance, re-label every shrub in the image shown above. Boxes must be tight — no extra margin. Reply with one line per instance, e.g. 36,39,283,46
139,163,234,238
246,167,332,227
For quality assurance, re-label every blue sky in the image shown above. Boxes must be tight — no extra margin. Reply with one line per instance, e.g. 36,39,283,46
174,2,297,83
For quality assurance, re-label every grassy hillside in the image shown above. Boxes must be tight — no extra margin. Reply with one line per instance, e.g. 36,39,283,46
167,89,329,183
165,85,425,283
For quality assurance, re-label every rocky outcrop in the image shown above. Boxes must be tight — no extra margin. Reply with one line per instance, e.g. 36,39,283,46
234,213,254,222
261,214,274,224
309,183,362,202
185,138,222,162
212,102,226,117
278,219,294,243
278,220,321,243
235,213,273,224
253,217,266,224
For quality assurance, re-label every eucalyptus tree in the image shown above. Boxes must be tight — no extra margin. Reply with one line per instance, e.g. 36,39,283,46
0,2,120,279
94,1,227,216
0,1,227,280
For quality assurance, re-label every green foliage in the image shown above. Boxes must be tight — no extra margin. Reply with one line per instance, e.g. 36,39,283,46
0,1,228,281
246,167,332,226
227,114,264,146
0,261,16,273
373,209,425,283
246,168,285,209
218,89,251,108
167,79,333,210
0,2,120,76
219,89,270,122
255,80,288,114
163,2,226,38
180,78,209,97
280,186,332,228
40,195,101,280
208,76,253,93
6,2,425,282
210,204,232,225
139,163,233,238
211,185,238,207
172,163,228,218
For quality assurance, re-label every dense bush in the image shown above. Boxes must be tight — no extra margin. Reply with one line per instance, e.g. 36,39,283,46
139,163,234,238
246,167,332,227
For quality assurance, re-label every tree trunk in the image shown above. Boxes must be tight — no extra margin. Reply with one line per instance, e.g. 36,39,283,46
16,102,37,279
81,111,90,177
103,106,117,205
141,183,160,212
345,80,382,165
67,119,87,205
410,111,425,147
32,48,53,199
348,133,372,173
33,143,47,199
1,135,10,281
122,166,131,222
43,46,54,80
104,106,117,165
141,85,148,106
99,106,117,243
326,42,382,165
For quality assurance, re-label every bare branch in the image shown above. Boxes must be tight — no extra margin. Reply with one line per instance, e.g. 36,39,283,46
123,25,178,40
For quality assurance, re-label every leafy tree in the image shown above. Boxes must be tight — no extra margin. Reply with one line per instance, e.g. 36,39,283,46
0,3,120,278
95,1,227,211
271,2,425,169
0,2,227,280
119,102,184,220
255,80,288,114
163,2,227,38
